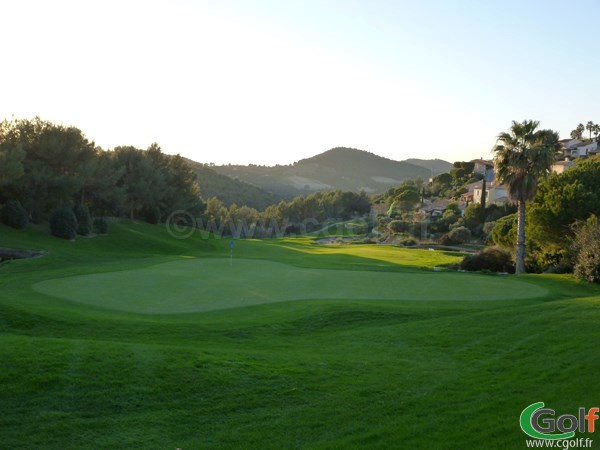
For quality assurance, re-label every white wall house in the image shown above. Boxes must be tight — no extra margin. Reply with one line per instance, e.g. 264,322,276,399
559,139,583,150
473,183,509,205
577,141,598,155
565,141,598,158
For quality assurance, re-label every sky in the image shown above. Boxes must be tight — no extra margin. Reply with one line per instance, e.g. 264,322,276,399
1,0,599,166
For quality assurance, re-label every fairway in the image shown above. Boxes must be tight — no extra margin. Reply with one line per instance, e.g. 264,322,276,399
3,221,600,449
34,257,549,313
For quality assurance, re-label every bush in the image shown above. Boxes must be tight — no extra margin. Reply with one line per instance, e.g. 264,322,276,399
572,217,600,283
537,248,571,273
93,217,109,234
463,203,483,230
441,226,472,245
483,221,496,240
575,250,600,283
73,204,92,235
449,217,466,230
491,214,517,248
388,220,408,234
0,200,28,229
50,207,78,240
460,246,515,273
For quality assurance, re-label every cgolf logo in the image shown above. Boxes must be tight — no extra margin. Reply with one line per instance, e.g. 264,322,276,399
520,402,599,440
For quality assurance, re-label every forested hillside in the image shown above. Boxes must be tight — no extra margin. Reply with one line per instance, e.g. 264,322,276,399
185,159,279,210
214,147,440,198
403,158,452,175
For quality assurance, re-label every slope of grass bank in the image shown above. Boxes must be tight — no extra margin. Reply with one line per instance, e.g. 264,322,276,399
1,221,600,449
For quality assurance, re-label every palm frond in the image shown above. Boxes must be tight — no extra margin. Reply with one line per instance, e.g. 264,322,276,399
493,120,556,202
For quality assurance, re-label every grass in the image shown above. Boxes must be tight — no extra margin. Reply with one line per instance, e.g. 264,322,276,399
1,220,600,449
33,258,547,314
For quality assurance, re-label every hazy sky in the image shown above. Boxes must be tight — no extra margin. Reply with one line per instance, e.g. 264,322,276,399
2,0,599,165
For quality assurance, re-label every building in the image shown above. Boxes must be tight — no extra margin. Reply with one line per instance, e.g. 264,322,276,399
473,183,509,205
564,140,598,158
559,139,584,151
551,161,577,174
471,158,494,176
576,141,598,156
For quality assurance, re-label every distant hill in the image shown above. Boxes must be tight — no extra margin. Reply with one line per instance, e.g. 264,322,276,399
185,159,280,210
213,147,438,198
403,158,452,175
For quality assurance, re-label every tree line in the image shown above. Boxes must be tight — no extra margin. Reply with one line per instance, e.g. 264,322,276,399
0,117,204,229
570,121,600,140
200,190,371,238
0,117,372,238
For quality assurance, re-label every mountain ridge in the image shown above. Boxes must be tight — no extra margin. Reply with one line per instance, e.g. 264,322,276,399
205,147,451,199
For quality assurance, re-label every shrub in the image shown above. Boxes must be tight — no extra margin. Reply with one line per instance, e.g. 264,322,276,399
483,221,496,240
400,238,417,246
50,207,78,240
537,248,571,273
572,217,600,283
463,203,483,230
73,204,92,235
460,246,515,273
575,250,600,283
93,217,109,234
491,214,517,248
444,226,471,245
449,217,466,230
388,220,408,234
0,200,28,229
485,204,512,222
438,233,453,245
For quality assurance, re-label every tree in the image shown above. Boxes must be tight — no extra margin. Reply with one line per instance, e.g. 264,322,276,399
394,188,420,212
113,146,166,220
593,124,600,140
432,172,452,186
586,121,595,140
463,203,483,230
0,200,28,229
493,120,558,274
491,214,517,249
0,145,25,186
528,157,600,247
0,120,25,188
570,123,585,140
0,118,97,216
50,207,78,240
83,150,126,216
449,167,466,184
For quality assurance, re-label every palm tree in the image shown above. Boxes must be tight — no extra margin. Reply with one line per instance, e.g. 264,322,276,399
586,121,595,140
593,124,600,140
577,123,585,137
493,120,558,274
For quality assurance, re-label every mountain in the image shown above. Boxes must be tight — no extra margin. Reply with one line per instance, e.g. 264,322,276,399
403,158,452,175
212,147,444,198
185,159,280,210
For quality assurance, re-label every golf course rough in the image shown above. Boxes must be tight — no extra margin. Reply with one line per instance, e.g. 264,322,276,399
33,258,549,314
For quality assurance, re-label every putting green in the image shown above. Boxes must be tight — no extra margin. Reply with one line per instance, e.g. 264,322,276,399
33,258,548,314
